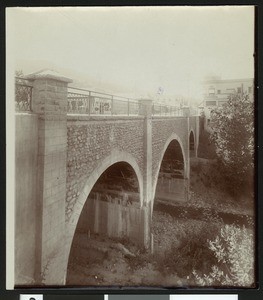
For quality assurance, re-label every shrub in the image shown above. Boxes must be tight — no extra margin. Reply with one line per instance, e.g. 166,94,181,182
192,224,254,287
158,221,220,277
197,129,217,159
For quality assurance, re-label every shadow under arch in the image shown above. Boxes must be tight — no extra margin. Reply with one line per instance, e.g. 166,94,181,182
151,133,187,212
64,149,144,275
189,129,195,156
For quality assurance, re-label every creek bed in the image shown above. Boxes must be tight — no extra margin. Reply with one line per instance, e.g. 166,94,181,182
155,198,254,228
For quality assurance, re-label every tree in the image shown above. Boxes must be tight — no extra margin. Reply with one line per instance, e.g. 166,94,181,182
15,69,24,77
210,93,254,197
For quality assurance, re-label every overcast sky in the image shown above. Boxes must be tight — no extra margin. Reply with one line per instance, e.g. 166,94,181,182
7,6,254,100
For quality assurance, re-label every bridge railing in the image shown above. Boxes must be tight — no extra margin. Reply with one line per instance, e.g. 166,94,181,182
67,86,185,117
152,103,184,116
15,77,33,112
14,77,186,117
67,86,140,116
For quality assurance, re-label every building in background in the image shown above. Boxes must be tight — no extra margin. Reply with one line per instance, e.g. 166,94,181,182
202,76,254,130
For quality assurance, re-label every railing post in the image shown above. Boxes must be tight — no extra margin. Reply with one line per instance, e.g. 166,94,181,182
111,95,114,115
88,91,91,116
29,84,33,111
182,107,190,117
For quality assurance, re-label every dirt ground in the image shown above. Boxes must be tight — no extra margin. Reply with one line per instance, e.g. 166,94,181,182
66,210,189,287
67,207,253,287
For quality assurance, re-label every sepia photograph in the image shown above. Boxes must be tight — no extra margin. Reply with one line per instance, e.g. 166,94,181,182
6,6,255,289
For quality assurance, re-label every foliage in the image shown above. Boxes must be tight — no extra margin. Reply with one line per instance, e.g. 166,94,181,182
158,221,220,277
197,126,217,159
192,224,254,287
210,93,254,196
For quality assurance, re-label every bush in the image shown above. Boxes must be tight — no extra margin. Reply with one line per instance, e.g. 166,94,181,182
158,221,220,277
197,129,217,159
190,159,226,193
192,224,254,287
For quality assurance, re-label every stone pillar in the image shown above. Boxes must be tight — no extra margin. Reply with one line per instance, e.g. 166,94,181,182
182,106,190,117
139,99,153,248
25,70,72,285
185,116,190,201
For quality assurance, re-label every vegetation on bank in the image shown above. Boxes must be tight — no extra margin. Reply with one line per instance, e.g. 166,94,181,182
206,93,254,198
151,201,254,287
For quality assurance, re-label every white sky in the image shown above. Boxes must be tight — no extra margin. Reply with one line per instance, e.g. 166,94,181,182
7,6,254,100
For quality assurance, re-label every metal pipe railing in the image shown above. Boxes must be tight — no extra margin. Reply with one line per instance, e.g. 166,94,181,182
15,78,186,117
67,86,185,116
67,86,140,116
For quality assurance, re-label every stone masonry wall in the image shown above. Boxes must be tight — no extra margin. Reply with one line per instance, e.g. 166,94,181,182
66,116,145,221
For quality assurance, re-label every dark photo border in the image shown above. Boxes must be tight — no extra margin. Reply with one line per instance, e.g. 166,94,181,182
1,1,262,299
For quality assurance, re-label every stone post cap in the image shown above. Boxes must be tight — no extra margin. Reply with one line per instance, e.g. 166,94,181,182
24,69,73,83
138,98,153,117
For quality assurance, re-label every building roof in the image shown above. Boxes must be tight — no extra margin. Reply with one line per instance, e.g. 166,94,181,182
202,77,254,84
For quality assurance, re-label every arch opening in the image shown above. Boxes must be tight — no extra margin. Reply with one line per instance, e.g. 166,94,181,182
66,161,143,285
151,138,188,261
189,130,195,157
154,139,187,206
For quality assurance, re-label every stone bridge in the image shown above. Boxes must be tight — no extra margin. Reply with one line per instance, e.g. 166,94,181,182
15,70,199,286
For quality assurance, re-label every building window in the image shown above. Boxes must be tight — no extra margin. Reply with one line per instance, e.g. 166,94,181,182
248,86,252,93
208,87,215,95
217,90,221,94
206,100,217,106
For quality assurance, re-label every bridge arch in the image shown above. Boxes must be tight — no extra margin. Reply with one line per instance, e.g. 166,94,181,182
152,133,187,211
65,149,143,276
